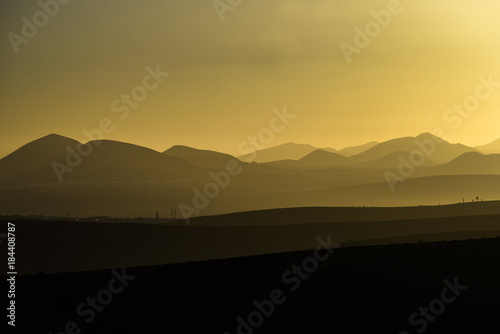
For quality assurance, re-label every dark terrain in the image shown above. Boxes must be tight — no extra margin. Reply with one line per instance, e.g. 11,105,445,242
12,237,500,333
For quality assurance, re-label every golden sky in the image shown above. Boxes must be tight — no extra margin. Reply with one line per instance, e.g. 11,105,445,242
1,0,499,158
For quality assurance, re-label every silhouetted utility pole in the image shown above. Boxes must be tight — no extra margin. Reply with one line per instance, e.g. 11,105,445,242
156,211,159,219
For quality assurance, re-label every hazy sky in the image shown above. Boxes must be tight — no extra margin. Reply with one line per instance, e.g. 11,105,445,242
1,0,499,158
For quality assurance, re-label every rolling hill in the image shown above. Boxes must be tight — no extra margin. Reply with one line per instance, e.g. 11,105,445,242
237,142,339,163
10,202,500,274
164,145,239,169
297,149,351,167
163,145,289,174
338,141,379,156
476,138,500,154
0,134,499,217
243,133,477,168
0,135,204,185
266,150,438,169
416,152,500,177
0,134,82,185
345,151,438,169
351,133,478,164
65,140,204,181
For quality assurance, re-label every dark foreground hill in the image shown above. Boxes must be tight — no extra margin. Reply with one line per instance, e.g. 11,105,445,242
6,202,500,274
16,237,500,333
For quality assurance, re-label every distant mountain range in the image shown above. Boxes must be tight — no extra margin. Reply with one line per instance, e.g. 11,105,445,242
0,133,498,217
0,134,200,185
237,142,338,163
338,141,379,156
237,141,381,162
265,133,480,169
239,133,495,165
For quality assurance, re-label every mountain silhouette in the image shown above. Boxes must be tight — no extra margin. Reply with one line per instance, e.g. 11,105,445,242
66,140,202,181
0,134,82,184
350,133,478,164
417,152,500,176
238,133,477,165
237,142,339,163
346,151,438,169
164,145,239,169
267,150,438,169
338,141,379,156
475,138,500,154
0,135,202,185
0,133,499,217
164,144,287,174
298,149,351,167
